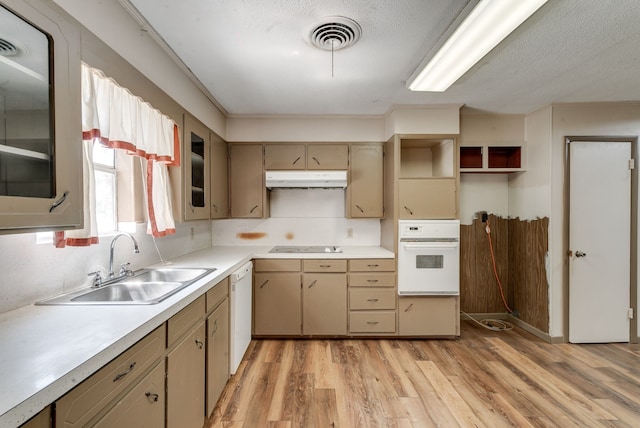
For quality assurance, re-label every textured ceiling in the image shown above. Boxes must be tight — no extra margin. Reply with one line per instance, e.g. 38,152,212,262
125,0,640,116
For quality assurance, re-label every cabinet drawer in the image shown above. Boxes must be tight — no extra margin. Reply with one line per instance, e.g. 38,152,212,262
168,295,205,347
55,325,166,428
206,277,229,312
303,259,347,272
254,259,301,272
349,272,395,288
349,288,396,310
349,311,396,333
349,259,395,272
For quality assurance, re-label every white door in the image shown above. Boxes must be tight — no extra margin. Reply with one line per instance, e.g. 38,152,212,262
569,140,631,343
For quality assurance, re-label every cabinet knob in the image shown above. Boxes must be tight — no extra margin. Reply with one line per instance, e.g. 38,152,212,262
113,362,136,382
195,339,204,349
145,392,159,402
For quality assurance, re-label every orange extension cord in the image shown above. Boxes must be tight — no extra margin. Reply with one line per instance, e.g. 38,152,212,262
485,219,513,313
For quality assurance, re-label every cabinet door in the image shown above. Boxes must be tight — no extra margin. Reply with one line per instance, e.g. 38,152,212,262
207,298,229,416
167,322,206,428
0,0,82,233
20,406,51,428
302,274,347,335
210,133,228,218
229,144,265,218
183,114,210,220
398,178,457,219
307,144,348,170
254,273,301,335
398,296,459,336
264,144,305,169
349,144,383,218
93,362,165,428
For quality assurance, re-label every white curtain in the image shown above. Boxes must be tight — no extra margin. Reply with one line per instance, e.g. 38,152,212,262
56,63,179,247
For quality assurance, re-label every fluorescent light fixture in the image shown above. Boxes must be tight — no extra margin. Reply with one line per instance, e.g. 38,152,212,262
408,0,548,92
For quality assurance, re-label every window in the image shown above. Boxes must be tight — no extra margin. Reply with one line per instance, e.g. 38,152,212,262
93,141,117,235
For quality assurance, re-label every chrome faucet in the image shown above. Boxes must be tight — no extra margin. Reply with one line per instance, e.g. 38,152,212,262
108,232,140,279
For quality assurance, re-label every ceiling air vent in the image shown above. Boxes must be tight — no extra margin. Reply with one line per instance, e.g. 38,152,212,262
0,38,20,57
306,16,362,51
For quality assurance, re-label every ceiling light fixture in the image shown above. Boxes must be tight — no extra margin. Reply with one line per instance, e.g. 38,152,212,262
407,0,548,92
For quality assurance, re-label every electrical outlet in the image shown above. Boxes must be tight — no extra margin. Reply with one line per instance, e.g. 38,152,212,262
481,212,488,223
347,228,353,238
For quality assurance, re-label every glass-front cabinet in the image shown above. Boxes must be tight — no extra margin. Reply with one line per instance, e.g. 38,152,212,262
0,0,82,233
182,114,210,220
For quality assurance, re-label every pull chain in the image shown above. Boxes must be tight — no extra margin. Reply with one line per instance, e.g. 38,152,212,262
331,39,334,78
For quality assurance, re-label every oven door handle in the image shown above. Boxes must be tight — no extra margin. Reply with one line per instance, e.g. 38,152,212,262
400,242,458,249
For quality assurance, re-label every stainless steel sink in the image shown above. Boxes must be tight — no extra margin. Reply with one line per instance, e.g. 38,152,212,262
37,267,216,305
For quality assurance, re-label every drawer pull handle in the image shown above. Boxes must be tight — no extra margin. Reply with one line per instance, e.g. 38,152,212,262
195,339,204,349
49,191,69,212
211,320,218,336
367,264,379,268
367,298,379,302
312,156,320,165
308,280,318,288
355,204,364,213
319,265,331,268
145,392,159,402
404,303,414,312
367,279,379,283
292,156,301,165
404,206,413,215
366,321,379,325
260,279,269,289
113,362,136,382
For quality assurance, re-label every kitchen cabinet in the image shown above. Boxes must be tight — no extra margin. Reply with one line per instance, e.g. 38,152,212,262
206,279,230,416
302,260,347,336
460,143,526,173
0,0,82,234
210,132,228,218
93,361,165,428
254,270,302,335
183,114,210,220
397,137,458,220
166,296,207,428
55,325,166,427
307,144,348,169
348,259,397,335
19,407,51,428
264,144,306,169
398,296,459,336
398,178,457,219
348,144,383,218
229,144,267,218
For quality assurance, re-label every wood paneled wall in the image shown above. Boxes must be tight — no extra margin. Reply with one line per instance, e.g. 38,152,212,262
461,215,549,332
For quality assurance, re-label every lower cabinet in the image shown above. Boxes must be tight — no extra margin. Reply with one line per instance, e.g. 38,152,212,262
50,277,231,428
166,322,206,428
398,296,460,336
302,273,347,335
254,271,302,335
20,406,51,428
93,361,165,428
206,297,229,416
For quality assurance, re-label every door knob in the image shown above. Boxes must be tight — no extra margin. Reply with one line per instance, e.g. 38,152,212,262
575,251,587,258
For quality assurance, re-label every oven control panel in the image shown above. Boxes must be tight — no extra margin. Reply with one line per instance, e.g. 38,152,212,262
399,220,460,240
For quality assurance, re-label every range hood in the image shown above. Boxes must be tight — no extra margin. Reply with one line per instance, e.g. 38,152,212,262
265,170,348,189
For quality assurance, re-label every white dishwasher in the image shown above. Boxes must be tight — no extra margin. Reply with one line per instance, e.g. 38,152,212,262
229,261,252,374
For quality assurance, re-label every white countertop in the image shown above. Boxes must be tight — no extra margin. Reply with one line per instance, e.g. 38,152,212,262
0,245,393,427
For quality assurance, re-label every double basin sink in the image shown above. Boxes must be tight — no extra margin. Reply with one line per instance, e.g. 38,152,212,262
37,267,216,305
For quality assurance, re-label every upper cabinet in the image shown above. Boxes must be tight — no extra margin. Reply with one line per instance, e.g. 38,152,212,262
307,144,348,170
263,143,348,170
0,0,82,234
229,144,266,218
209,132,228,219
398,137,459,219
459,143,526,173
348,143,383,218
182,114,210,220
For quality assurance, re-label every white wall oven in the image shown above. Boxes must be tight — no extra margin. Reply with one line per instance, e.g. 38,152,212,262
398,220,460,295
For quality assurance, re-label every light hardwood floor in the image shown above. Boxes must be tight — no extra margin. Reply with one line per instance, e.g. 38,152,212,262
207,322,640,427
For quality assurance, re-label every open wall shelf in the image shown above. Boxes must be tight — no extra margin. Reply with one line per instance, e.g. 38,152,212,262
460,143,525,173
